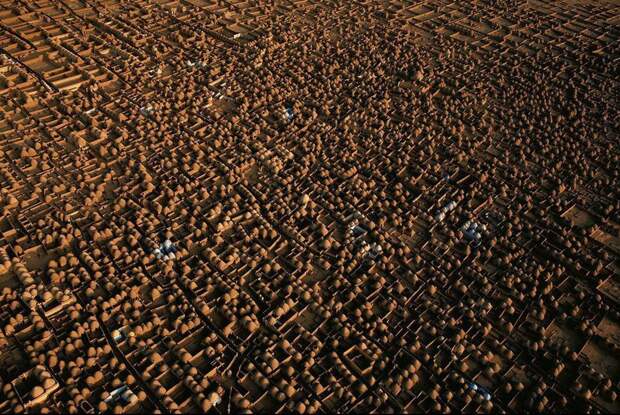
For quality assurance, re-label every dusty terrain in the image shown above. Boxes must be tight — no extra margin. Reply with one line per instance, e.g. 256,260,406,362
0,0,619,413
